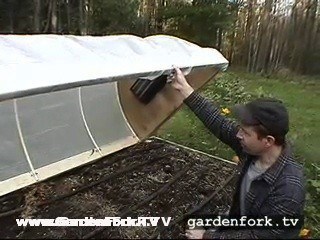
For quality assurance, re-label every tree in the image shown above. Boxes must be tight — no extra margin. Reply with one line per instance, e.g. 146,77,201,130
90,0,140,35
160,0,236,48
33,0,41,33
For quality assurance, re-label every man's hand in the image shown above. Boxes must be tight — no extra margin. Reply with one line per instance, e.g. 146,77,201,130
170,67,194,99
185,228,206,239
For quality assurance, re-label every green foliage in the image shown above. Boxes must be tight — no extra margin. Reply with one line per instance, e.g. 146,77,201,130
0,0,34,33
303,162,320,237
159,0,236,47
90,0,140,35
202,72,253,106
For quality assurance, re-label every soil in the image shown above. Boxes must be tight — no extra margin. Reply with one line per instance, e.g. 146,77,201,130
0,138,238,239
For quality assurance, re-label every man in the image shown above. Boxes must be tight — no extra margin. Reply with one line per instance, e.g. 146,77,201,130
170,68,305,239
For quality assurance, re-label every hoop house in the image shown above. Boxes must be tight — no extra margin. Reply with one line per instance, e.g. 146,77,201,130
0,34,228,196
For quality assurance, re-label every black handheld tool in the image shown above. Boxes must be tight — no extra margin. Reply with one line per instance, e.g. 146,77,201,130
130,74,168,104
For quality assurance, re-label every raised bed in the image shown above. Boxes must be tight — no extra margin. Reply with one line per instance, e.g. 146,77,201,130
0,137,237,239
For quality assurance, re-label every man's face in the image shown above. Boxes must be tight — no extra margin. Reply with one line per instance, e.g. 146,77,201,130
236,124,267,155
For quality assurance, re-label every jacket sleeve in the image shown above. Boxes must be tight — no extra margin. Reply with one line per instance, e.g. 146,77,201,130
184,91,242,156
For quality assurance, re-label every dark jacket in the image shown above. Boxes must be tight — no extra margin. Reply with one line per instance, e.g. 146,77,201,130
184,92,306,239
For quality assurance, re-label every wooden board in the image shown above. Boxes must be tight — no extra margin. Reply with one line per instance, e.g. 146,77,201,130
117,67,220,140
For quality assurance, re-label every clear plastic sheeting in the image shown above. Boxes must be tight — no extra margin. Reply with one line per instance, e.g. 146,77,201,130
0,34,228,102
0,80,138,196
0,101,30,181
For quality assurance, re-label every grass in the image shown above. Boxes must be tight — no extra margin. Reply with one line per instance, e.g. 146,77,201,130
156,69,320,238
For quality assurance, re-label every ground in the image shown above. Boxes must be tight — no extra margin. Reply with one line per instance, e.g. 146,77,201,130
0,138,236,239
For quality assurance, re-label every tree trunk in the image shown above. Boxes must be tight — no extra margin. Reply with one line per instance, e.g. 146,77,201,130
244,0,254,68
79,0,84,35
289,0,304,73
66,0,71,33
302,0,317,73
79,0,90,35
252,10,263,72
155,0,166,33
33,0,41,33
44,0,57,33
8,0,15,33
227,6,240,64
86,0,90,34
217,28,223,51
51,0,57,33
